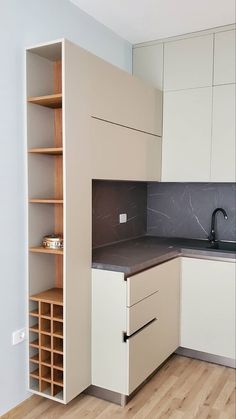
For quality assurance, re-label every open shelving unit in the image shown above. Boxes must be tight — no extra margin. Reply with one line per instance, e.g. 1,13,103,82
27,42,64,401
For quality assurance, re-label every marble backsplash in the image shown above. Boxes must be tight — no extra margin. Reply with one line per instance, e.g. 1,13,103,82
147,183,236,242
92,180,147,248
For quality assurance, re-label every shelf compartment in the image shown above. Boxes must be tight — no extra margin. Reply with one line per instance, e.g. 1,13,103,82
30,368,39,379
40,318,51,335
53,321,63,337
29,323,39,332
29,308,39,317
30,353,39,364
41,365,52,382
52,384,63,398
41,349,51,366
40,302,51,317
30,377,39,392
31,288,63,305
53,304,63,320
53,337,63,354
30,338,39,348
40,380,51,394
29,199,63,204
41,334,51,350
28,93,62,109
53,369,63,386
28,147,63,155
29,247,63,255
53,353,63,370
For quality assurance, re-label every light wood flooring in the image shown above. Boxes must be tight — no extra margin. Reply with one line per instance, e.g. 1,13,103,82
3,355,235,419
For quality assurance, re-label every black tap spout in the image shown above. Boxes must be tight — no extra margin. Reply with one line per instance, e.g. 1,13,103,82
209,208,228,243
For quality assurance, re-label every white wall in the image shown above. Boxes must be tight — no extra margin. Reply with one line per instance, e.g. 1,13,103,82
0,0,131,415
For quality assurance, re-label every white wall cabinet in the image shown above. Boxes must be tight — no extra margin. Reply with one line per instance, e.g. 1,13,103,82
162,88,212,181
133,43,164,90
214,30,236,85
92,258,180,396
164,35,213,91
181,258,236,360
211,84,236,182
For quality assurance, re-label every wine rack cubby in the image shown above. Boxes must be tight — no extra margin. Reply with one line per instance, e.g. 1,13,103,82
29,288,63,400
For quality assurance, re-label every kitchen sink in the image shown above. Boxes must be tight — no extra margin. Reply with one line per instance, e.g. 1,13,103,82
185,241,236,253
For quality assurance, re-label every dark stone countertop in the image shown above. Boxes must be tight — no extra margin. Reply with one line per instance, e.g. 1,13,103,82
92,236,236,275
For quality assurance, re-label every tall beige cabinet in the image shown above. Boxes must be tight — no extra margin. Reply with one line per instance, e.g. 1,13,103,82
26,39,162,404
133,25,236,182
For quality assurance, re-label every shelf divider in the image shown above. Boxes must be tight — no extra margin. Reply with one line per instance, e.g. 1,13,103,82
27,93,62,108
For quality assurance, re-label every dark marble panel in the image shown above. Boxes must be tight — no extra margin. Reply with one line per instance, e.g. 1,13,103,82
147,183,236,241
92,180,147,248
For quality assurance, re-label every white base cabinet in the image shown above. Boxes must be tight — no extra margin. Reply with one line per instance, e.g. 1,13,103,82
181,257,236,360
92,258,180,395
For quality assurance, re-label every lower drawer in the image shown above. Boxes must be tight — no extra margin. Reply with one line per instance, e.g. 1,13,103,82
127,291,159,335
128,318,163,394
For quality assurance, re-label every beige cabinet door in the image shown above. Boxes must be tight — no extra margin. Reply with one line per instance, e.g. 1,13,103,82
181,258,236,359
133,43,164,90
164,35,213,91
214,30,236,85
211,84,236,182
162,88,212,181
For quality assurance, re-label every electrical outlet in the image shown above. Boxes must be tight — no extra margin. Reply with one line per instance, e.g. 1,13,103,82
12,328,26,346
119,213,127,224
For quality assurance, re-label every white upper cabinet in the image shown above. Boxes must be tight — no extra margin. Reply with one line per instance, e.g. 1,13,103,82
164,35,213,91
214,30,236,85
211,84,236,182
162,87,212,182
133,43,164,90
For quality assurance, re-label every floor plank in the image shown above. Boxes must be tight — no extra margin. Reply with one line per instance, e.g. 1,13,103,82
3,355,235,419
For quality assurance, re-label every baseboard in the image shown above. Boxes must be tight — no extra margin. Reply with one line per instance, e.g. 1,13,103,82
176,347,236,368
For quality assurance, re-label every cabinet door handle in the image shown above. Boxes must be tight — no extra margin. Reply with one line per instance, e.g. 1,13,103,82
123,317,157,343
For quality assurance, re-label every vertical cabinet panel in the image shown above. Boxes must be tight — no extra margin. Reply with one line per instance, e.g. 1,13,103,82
211,84,236,182
162,88,212,181
133,43,164,90
181,258,236,359
164,35,213,91
214,30,236,85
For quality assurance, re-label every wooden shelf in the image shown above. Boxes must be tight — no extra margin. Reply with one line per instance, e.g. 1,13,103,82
28,93,62,108
29,324,39,332
30,288,63,305
28,147,63,155
29,199,63,204
29,247,63,255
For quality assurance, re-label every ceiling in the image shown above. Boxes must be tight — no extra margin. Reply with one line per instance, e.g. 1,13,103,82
70,0,235,44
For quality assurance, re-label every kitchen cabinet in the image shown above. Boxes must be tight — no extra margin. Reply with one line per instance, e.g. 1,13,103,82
26,39,163,404
214,30,236,85
162,88,212,181
92,258,180,396
164,35,213,91
133,43,164,90
211,84,236,182
181,257,236,360
91,117,162,181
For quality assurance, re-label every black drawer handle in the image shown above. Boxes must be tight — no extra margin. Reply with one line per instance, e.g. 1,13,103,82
123,317,157,343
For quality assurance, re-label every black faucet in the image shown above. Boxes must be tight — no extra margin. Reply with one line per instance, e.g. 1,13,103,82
209,208,228,243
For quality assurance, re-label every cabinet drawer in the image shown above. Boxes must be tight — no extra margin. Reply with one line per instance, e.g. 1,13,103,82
127,266,160,306
128,319,162,394
127,291,159,335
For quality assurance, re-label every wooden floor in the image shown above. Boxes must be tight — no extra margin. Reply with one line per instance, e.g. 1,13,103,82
3,355,235,419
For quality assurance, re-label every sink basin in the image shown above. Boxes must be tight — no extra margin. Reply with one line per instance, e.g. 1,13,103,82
185,241,236,253
205,242,236,252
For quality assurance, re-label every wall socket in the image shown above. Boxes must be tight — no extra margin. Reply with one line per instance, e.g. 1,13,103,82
119,213,127,224
12,328,26,346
